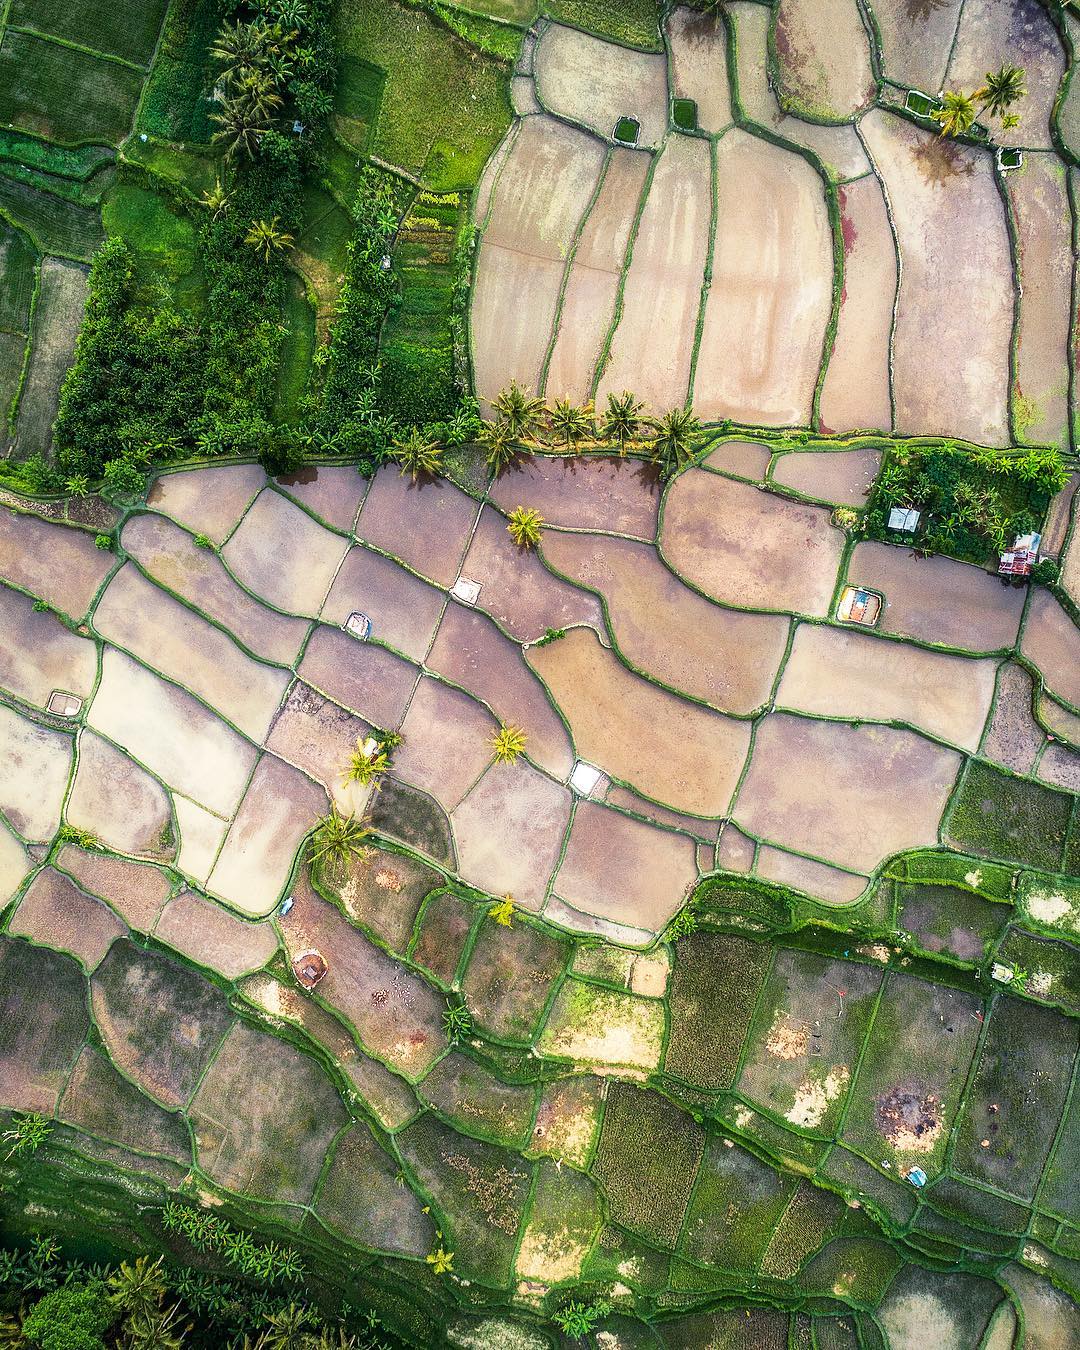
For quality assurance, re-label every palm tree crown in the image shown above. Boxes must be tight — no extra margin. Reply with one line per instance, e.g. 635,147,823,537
934,89,978,138
979,64,1026,118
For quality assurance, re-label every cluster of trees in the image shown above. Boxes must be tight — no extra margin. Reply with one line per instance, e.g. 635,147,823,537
866,439,1069,561
934,63,1026,137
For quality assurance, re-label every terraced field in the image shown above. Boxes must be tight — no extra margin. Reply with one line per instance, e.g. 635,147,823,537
1,0,1080,1345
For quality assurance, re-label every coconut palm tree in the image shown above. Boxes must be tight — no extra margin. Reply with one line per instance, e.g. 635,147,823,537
649,407,702,478
210,20,265,82
933,89,978,137
548,399,594,450
244,216,294,262
601,390,644,453
108,1256,169,1328
507,506,544,548
258,1304,314,1350
234,70,283,120
393,428,443,480
200,179,230,219
490,381,546,442
978,64,1026,119
210,102,269,158
343,737,389,789
479,418,519,475
491,724,527,764
311,808,368,875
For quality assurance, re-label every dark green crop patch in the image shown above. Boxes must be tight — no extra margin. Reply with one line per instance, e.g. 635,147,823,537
946,759,1071,873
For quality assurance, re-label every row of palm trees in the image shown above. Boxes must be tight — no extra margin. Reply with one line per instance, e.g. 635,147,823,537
934,63,1026,137
391,384,704,483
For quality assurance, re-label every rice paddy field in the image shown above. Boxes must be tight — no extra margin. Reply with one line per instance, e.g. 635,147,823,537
1,0,1080,1347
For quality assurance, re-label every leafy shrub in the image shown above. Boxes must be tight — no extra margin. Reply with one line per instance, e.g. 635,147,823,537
23,1282,111,1350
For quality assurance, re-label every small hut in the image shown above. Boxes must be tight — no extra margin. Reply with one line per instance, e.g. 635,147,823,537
292,949,328,990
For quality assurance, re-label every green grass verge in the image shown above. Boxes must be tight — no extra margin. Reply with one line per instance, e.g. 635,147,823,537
545,0,661,49
273,271,316,423
946,759,1072,873
101,180,205,313
136,0,217,143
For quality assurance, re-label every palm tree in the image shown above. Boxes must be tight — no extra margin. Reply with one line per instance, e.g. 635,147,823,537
601,390,644,453
548,398,594,450
311,808,368,875
210,20,264,83
479,418,519,475
978,64,1026,118
200,179,230,219
210,102,269,158
108,1255,168,1322
393,428,443,480
507,506,543,548
649,407,702,478
490,381,545,442
234,70,283,120
270,0,310,30
244,216,294,262
933,89,978,137
491,724,527,764
65,473,90,497
343,737,389,789
259,1304,314,1350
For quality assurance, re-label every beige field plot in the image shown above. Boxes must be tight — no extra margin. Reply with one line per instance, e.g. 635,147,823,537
174,795,228,885
0,582,97,710
265,681,371,795
67,730,173,858
533,22,669,148
0,823,27,908
122,513,308,666
55,845,171,931
541,530,788,713
596,133,711,415
981,663,1044,776
321,546,445,662
698,131,832,426
92,564,290,742
147,464,266,545
460,506,604,642
426,604,574,779
733,713,961,873
298,626,418,730
14,260,87,458
276,464,367,532
706,440,772,480
716,822,755,873
0,509,113,618
946,0,1064,149
771,447,881,505
1005,1263,1080,1350
393,676,498,812
819,176,895,435
605,784,719,842
207,754,326,917
1045,472,1079,561
773,0,876,120
451,760,572,910
666,5,731,133
528,628,750,815
847,542,1025,652
755,845,868,905
279,875,445,1079
727,3,869,179
9,867,125,970
223,487,347,616
869,0,962,93
472,117,606,401
488,454,659,539
662,470,845,617
0,704,70,841
359,469,481,588
777,624,997,750
1039,743,1080,793
553,800,698,932
511,74,540,116
1022,588,1080,710
1005,157,1072,449
473,122,515,228
860,110,1012,446
1038,690,1080,748
88,649,257,818
155,890,277,979
544,148,651,404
